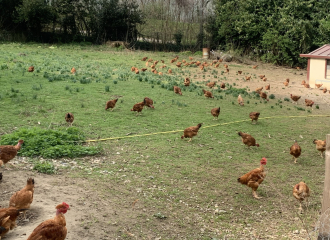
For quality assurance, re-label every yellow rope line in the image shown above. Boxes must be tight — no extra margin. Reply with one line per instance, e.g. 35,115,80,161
85,114,330,142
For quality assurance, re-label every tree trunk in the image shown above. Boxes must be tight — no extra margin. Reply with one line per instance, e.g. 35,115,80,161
318,134,330,239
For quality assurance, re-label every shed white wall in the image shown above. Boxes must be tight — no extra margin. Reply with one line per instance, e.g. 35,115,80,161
309,58,330,88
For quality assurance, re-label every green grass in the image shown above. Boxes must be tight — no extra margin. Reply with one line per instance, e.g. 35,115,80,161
0,42,329,239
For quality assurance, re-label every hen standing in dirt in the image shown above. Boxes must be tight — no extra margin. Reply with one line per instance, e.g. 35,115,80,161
9,178,35,219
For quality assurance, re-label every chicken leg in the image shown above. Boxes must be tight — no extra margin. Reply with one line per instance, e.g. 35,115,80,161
188,138,192,142
252,190,262,199
292,156,297,164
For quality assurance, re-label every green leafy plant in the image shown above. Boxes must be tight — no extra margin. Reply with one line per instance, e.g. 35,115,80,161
0,128,101,159
33,161,55,174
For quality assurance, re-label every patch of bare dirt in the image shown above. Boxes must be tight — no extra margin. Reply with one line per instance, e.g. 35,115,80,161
0,169,150,240
197,61,330,109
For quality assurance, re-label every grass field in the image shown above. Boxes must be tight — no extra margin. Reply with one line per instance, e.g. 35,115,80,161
0,42,329,239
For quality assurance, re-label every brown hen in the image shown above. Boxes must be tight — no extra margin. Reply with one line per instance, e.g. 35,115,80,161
65,113,74,126
249,112,260,124
238,132,259,148
181,123,202,142
293,182,310,213
238,158,267,199
105,99,118,111
174,86,182,95
9,178,35,219
0,140,24,167
26,202,70,240
211,107,220,120
313,139,326,158
290,140,301,163
202,89,214,99
0,207,26,238
290,94,301,104
131,102,145,116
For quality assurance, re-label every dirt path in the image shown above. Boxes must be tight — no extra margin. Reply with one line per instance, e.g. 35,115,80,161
0,169,143,240
196,61,330,109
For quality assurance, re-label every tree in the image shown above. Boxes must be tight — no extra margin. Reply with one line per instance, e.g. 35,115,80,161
16,0,54,39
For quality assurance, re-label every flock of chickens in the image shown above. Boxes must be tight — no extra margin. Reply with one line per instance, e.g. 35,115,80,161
128,56,327,213
0,54,328,239
0,141,70,239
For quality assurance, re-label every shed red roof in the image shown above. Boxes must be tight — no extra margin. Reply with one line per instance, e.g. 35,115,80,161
300,44,330,59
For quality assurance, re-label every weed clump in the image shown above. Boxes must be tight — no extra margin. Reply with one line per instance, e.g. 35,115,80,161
33,161,55,174
0,127,101,159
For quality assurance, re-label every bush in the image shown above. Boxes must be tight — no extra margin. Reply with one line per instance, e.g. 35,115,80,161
0,127,101,159
269,94,275,99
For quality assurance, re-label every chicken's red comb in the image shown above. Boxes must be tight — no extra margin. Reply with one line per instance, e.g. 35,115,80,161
62,202,70,208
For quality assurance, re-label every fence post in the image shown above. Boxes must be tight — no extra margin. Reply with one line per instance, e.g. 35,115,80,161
318,134,330,239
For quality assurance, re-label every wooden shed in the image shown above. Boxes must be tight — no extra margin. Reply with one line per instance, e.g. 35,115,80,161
300,44,330,88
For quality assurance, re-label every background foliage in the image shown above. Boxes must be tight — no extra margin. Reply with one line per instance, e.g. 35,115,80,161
209,0,330,66
1,0,330,65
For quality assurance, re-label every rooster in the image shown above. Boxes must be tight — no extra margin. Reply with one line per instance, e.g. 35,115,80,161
249,112,260,124
237,71,242,74
26,202,70,240
70,67,76,74
283,81,289,86
202,89,214,99
211,107,220,120
9,178,35,219
141,57,148,61
144,97,154,109
238,158,267,199
131,66,136,72
237,95,244,106
238,132,259,148
259,75,265,79
323,87,327,93
290,94,301,104
168,69,172,74
304,83,310,88
174,86,182,95
301,80,306,85
105,99,118,111
220,83,226,89
252,65,258,69
290,140,301,163
313,139,326,158
0,140,24,168
245,76,251,81
181,123,202,142
265,84,270,90
135,69,139,74
65,113,74,126
262,77,267,82
315,84,323,88
293,182,310,213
